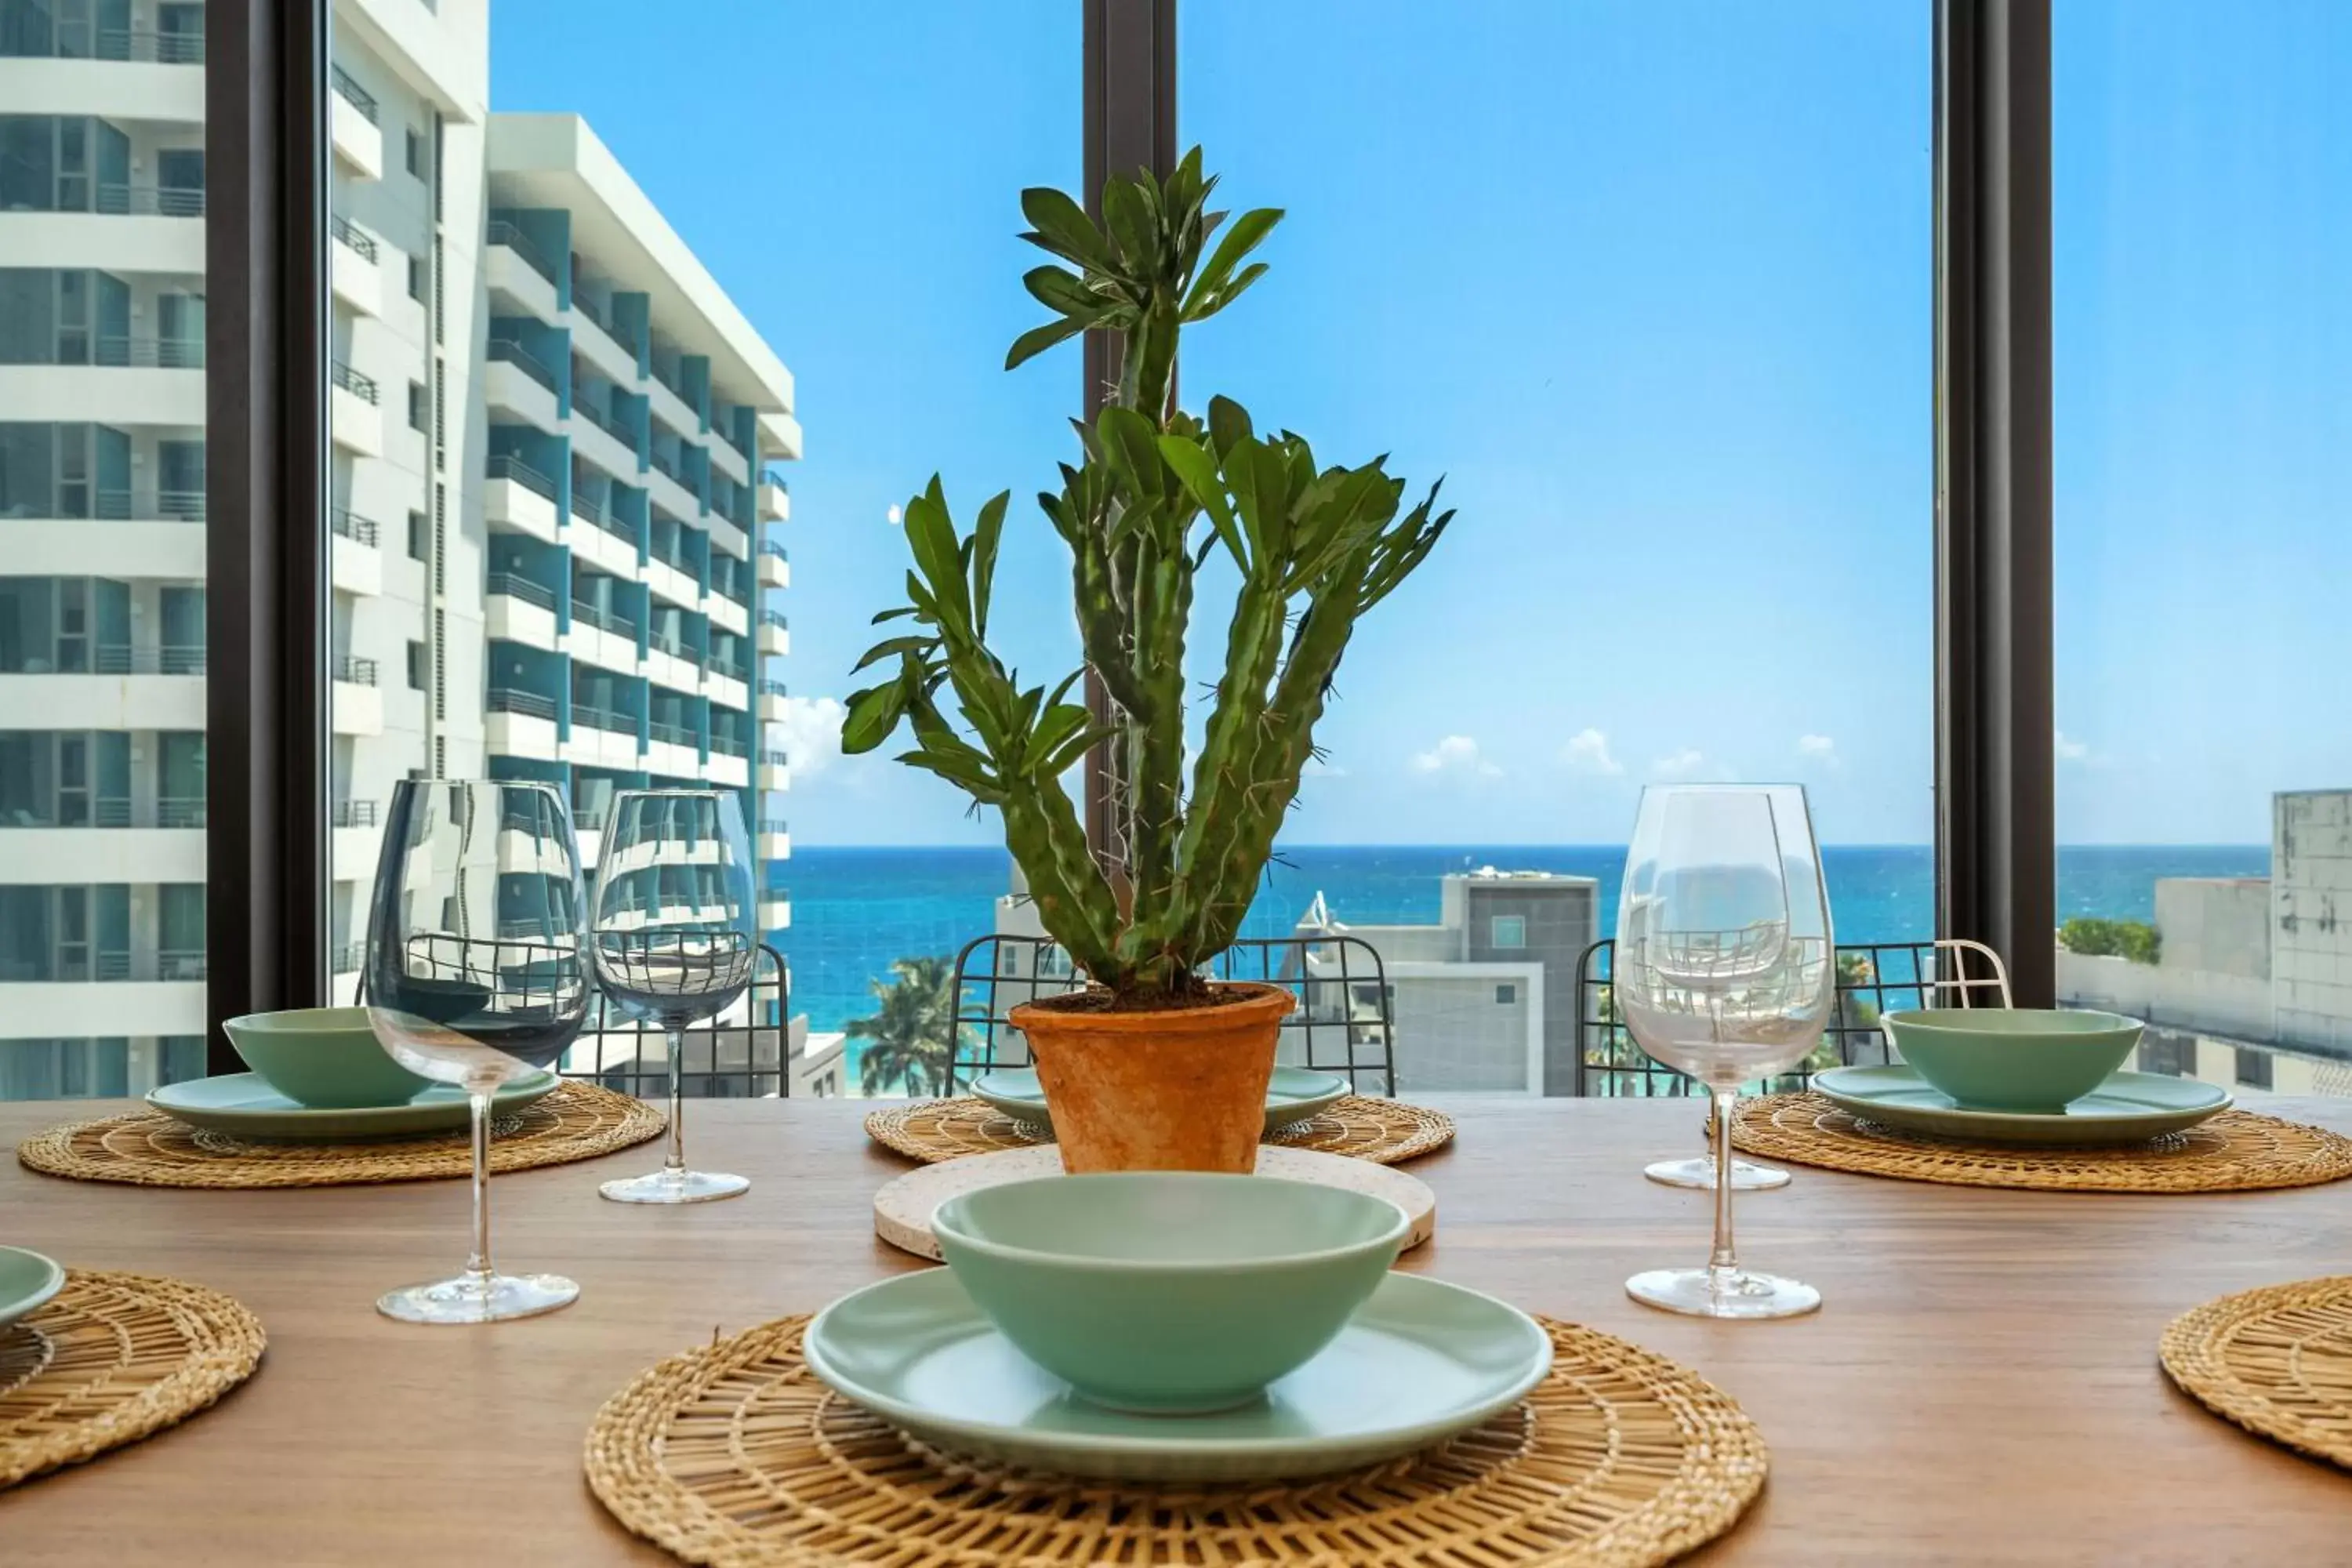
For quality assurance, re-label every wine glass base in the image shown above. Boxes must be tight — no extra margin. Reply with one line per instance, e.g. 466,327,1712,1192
599,1168,750,1204
376,1270,579,1325
1626,1265,1820,1320
1644,1156,1791,1191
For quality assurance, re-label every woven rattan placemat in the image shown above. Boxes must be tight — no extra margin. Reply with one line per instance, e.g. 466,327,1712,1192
864,1094,1456,1166
584,1312,1766,1568
1730,1092,2352,1193
2,1270,266,1489
16,1080,664,1189
2161,1276,2352,1470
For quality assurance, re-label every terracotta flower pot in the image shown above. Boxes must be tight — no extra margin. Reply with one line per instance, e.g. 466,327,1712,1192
1011,983,1295,1174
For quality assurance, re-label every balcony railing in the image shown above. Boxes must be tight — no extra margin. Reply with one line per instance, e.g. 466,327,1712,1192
759,818,789,836
759,750,789,768
330,212,378,262
648,446,690,485
760,539,788,564
331,64,379,124
758,610,789,631
707,413,747,460
487,338,557,394
573,805,608,833
572,396,634,447
157,488,205,521
485,453,556,500
5,22,206,61
650,359,693,405
570,492,637,545
757,679,788,699
329,507,379,546
96,182,205,217
570,287,615,335
571,702,633,736
715,572,753,609
569,599,638,641
332,361,379,405
159,949,206,982
65,488,204,521
485,219,557,285
157,796,205,828
488,686,557,721
648,718,695,748
709,731,747,759
486,571,556,611
91,644,205,675
648,627,694,661
40,335,208,369
332,799,379,828
334,655,378,687
332,941,365,975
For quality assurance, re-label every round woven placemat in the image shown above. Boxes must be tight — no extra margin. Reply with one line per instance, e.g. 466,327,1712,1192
864,1094,1456,1166
16,1080,665,1189
2161,1276,2352,1470
2,1269,266,1489
584,1312,1766,1568
1729,1092,2352,1194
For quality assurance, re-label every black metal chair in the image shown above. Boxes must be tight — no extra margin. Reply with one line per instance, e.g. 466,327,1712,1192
1573,936,2003,1097
947,933,1400,1095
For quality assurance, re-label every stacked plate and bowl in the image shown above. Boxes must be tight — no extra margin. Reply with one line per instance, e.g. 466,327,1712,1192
1815,1007,2231,1144
144,1008,559,1139
803,1170,1551,1483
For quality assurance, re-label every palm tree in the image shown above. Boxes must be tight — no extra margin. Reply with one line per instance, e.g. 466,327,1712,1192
850,956,958,1098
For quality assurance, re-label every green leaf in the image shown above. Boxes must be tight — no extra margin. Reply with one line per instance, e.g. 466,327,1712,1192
1181,207,1281,314
971,490,1008,639
1158,433,1244,567
1018,187,1112,271
1022,264,1112,318
850,634,935,675
869,605,917,625
1101,176,1155,270
1207,395,1255,459
1005,316,1087,371
899,478,968,626
1187,260,1269,322
840,681,906,755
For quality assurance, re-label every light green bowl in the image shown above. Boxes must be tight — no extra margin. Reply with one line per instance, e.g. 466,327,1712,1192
222,1006,432,1109
1880,1007,2144,1112
931,1174,1407,1414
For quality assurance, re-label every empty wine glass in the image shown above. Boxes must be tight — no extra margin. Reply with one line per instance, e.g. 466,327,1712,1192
588,789,756,1203
1617,784,1835,1319
366,779,590,1324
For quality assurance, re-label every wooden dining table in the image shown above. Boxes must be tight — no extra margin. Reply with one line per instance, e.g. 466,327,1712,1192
3,1094,2346,1564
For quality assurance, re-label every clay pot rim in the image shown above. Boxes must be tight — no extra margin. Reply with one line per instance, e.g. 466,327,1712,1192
1009,981,1296,1033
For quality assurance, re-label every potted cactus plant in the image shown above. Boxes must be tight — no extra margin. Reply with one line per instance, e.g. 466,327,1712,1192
843,150,1453,1172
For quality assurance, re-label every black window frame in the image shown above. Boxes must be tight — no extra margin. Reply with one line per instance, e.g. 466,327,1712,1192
200,0,2056,1073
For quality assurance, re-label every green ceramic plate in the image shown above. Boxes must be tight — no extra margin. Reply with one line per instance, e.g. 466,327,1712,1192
145,1070,560,1140
1813,1064,2230,1145
802,1266,1552,1483
969,1065,1352,1135
0,1247,66,1328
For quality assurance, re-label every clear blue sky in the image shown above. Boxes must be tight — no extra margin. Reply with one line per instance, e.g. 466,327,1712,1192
487,1,2347,851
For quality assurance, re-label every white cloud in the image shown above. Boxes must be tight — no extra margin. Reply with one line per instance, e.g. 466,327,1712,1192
1798,734,1836,757
1562,728,1624,775
773,695,849,782
885,503,903,526
1411,735,1501,778
1650,747,1708,779
2055,729,2090,762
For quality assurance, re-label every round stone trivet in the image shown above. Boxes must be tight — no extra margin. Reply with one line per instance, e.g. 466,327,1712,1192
1730,1092,2352,1194
1,1270,266,1489
16,1080,666,1189
865,1094,1456,1166
2161,1275,2352,1470
584,1313,1768,1568
873,1142,1438,1261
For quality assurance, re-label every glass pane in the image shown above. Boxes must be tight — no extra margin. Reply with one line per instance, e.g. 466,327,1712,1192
0,36,209,1101
1181,2,1933,1092
2054,1,2352,1098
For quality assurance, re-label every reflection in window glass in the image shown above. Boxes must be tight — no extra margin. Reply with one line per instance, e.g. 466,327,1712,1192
0,15,209,1099
2053,1,2352,1096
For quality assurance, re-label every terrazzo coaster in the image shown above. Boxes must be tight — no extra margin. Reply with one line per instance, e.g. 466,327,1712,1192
872,1142,1438,1261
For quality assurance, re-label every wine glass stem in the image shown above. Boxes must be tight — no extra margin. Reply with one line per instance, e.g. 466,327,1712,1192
466,1089,494,1284
1709,1087,1740,1274
664,1025,687,1178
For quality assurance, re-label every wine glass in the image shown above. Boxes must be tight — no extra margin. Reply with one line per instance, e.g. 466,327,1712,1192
587,789,756,1203
365,779,591,1324
1616,784,1835,1319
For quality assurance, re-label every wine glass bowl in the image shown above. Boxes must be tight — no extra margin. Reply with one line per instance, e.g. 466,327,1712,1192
1616,785,1835,1320
587,789,757,1204
365,779,590,1324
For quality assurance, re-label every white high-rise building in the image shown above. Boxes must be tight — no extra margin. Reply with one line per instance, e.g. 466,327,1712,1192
0,0,801,1099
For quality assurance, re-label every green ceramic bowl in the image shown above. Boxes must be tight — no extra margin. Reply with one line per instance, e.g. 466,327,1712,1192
222,1006,432,1109
931,1173,1408,1414
1880,1007,2144,1112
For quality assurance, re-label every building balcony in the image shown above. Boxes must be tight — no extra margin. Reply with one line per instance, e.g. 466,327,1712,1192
329,65,383,180
645,734,699,780
645,379,699,448
0,823,205,886
757,539,789,590
338,0,485,127
644,464,699,526
759,408,804,463
0,978,206,1040
704,669,748,713
485,341,561,432
706,592,749,639
757,750,790,792
483,456,560,543
328,507,382,597
757,820,791,862
564,601,640,675
484,237,560,324
708,514,750,562
757,611,789,658
0,361,202,426
566,496,641,577
3,510,205,581
329,361,383,456
0,50,205,124
0,668,204,731
755,680,789,724
759,895,791,931
644,555,699,612
566,401,639,484
757,478,790,524
568,306,638,390
485,687,559,760
330,214,383,318
485,572,559,649
0,207,205,278
331,804,383,883
644,644,701,698
703,426,750,488
332,655,381,736
564,703,641,770
705,750,749,789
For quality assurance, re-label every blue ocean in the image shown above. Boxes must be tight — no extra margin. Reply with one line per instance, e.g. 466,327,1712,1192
772,843,2270,1034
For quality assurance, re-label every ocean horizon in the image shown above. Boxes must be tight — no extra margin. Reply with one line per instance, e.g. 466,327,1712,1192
771,841,2271,1036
